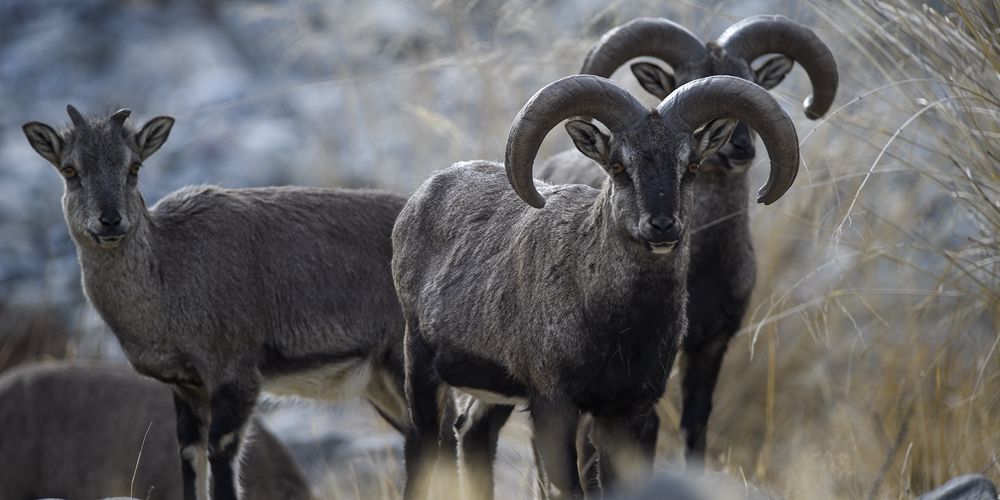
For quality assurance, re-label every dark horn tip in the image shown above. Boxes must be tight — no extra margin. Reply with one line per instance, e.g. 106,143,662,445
804,96,826,120
110,108,132,125
757,186,789,205
66,104,86,126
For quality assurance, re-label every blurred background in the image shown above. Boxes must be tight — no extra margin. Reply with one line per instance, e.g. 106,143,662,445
0,0,997,498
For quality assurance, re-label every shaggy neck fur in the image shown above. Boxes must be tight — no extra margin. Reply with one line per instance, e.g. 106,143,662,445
583,185,688,342
71,197,175,372
551,186,688,411
691,167,751,237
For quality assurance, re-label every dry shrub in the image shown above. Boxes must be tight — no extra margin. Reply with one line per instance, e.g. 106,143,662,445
311,0,998,498
664,1,1000,499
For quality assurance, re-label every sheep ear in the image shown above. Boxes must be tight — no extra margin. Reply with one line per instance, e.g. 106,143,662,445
693,118,738,161
135,116,175,160
630,62,676,100
565,120,611,165
23,122,64,166
753,55,794,90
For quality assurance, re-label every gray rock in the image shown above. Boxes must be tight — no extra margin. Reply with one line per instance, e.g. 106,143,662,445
615,469,780,500
918,474,998,500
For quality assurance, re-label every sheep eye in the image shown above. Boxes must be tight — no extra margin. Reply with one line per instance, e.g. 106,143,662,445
610,163,625,175
61,166,78,178
129,163,141,176
687,162,700,173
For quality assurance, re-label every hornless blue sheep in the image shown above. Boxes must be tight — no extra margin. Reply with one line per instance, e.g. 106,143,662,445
23,107,409,500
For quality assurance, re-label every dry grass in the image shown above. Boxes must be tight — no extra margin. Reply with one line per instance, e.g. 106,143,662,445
291,0,1000,498
3,0,996,498
668,1,1000,498
314,1,999,497
248,0,1000,498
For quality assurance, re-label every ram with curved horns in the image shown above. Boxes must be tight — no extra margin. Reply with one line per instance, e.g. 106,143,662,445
536,15,838,469
392,74,800,500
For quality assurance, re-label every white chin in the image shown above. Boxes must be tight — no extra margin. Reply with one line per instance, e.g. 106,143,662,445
650,243,676,254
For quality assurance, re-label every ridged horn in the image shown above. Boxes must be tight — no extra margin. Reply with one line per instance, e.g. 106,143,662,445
505,75,647,208
717,15,838,119
657,76,799,204
66,105,86,127
580,17,706,77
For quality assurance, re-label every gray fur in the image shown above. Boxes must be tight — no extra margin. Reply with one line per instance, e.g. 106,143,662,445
394,74,799,499
396,161,690,392
394,160,691,499
918,474,999,500
391,75,761,497
537,23,810,468
22,107,408,500
0,362,312,500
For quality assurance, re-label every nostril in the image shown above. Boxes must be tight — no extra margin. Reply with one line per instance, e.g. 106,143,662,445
649,216,675,232
644,216,684,243
99,212,122,227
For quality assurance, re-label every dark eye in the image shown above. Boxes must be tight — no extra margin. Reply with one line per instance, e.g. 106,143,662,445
61,166,78,178
610,163,625,175
687,162,700,173
129,163,141,176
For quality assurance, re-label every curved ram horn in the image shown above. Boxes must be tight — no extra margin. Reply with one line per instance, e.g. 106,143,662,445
657,76,800,204
580,17,706,77
717,15,838,119
505,75,647,208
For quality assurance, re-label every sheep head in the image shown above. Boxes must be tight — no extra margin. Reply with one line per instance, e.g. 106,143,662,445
580,16,837,174
504,75,799,253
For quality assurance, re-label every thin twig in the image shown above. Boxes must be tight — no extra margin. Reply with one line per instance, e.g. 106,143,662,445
867,402,915,500
130,420,155,499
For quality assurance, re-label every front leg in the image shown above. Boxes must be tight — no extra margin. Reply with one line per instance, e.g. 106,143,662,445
207,378,260,500
531,399,582,499
591,410,658,495
575,415,600,493
680,335,729,468
173,386,210,500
